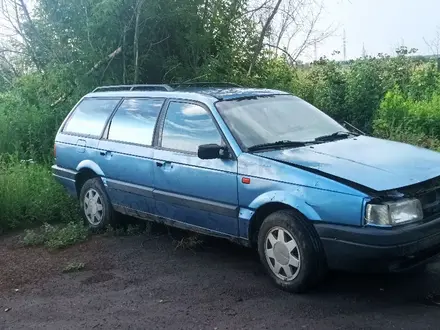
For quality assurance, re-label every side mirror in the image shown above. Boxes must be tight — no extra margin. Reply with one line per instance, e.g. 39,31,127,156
198,144,230,160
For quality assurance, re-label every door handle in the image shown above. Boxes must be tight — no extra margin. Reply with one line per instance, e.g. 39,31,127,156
156,161,165,167
100,150,112,156
76,139,86,153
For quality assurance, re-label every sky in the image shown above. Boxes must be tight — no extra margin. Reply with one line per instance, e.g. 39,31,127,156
306,0,440,61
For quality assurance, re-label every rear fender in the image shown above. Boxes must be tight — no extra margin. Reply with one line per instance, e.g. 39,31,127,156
76,160,105,177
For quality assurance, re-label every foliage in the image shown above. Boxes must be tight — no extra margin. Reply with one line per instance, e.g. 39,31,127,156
22,222,89,249
374,88,440,145
0,71,82,161
0,159,80,234
173,234,204,251
63,262,86,273
296,60,348,124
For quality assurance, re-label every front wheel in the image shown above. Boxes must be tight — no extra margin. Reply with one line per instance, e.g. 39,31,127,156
258,210,327,293
79,177,116,231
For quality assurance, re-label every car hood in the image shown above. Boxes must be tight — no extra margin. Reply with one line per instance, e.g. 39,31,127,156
257,136,440,192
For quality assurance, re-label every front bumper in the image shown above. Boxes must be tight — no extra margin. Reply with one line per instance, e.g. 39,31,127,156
314,216,440,272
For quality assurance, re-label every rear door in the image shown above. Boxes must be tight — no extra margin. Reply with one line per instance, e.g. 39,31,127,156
153,100,239,236
97,97,165,215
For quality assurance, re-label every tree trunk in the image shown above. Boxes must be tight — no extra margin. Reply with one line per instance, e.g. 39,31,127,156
133,0,144,84
18,0,59,62
122,27,127,84
247,0,283,76
85,47,121,76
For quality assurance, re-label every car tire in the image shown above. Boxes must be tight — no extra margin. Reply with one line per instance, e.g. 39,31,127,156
257,209,327,293
79,177,115,231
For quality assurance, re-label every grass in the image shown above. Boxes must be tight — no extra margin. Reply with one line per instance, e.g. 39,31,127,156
173,234,204,251
22,222,89,249
63,262,86,273
0,158,80,234
103,221,152,237
21,217,153,251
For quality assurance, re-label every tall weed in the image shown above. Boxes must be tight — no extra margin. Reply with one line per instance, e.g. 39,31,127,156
0,159,79,234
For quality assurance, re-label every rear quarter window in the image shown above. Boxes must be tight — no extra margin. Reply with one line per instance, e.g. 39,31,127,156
63,98,121,136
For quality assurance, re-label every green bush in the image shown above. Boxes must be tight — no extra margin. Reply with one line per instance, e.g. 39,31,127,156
299,61,348,124
374,89,440,138
0,68,88,162
344,58,384,133
0,159,80,234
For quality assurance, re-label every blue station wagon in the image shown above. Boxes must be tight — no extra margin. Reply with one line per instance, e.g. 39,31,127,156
53,83,440,292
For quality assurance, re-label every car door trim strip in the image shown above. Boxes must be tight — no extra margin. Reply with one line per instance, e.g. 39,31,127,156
153,190,238,218
106,179,154,198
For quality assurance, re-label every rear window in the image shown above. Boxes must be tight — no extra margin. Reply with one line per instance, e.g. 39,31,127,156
63,98,120,136
108,98,164,145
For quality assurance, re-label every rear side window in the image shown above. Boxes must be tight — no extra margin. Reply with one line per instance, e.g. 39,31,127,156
108,98,164,145
63,98,120,136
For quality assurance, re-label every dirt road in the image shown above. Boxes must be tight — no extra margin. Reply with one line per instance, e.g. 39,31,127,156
1,229,440,330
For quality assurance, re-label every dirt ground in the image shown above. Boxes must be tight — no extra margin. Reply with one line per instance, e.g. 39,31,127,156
1,227,440,330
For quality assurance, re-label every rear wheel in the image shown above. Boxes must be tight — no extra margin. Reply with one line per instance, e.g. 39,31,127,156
79,177,115,231
258,210,327,293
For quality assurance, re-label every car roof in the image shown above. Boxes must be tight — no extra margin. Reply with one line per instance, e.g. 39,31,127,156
173,87,289,100
84,85,289,102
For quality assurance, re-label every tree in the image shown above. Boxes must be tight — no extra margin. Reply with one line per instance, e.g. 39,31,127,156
246,0,334,73
423,26,440,71
248,0,282,75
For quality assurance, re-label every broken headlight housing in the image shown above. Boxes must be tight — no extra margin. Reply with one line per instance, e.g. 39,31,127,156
365,198,423,226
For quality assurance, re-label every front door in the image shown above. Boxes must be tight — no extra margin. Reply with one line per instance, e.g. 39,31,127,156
153,101,239,236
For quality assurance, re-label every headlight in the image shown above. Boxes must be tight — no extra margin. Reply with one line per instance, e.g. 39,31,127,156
365,198,423,226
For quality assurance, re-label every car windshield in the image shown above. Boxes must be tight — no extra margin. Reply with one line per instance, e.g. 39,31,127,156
216,94,348,150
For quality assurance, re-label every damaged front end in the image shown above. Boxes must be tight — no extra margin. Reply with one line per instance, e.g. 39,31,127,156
366,176,440,228
317,176,440,273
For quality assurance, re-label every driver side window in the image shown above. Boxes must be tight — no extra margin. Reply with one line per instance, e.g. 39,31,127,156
161,102,223,153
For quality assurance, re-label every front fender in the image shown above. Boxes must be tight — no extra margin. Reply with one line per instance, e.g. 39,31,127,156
76,160,105,177
238,190,321,240
248,190,321,221
239,186,365,239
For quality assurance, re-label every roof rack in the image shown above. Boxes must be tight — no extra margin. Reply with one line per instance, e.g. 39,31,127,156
92,84,173,92
169,82,241,88
92,82,241,93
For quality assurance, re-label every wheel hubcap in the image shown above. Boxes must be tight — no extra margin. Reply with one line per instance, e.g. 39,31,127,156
84,189,104,225
265,227,301,281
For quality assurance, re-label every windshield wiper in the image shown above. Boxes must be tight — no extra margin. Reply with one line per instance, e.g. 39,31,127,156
314,131,357,142
247,140,308,152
